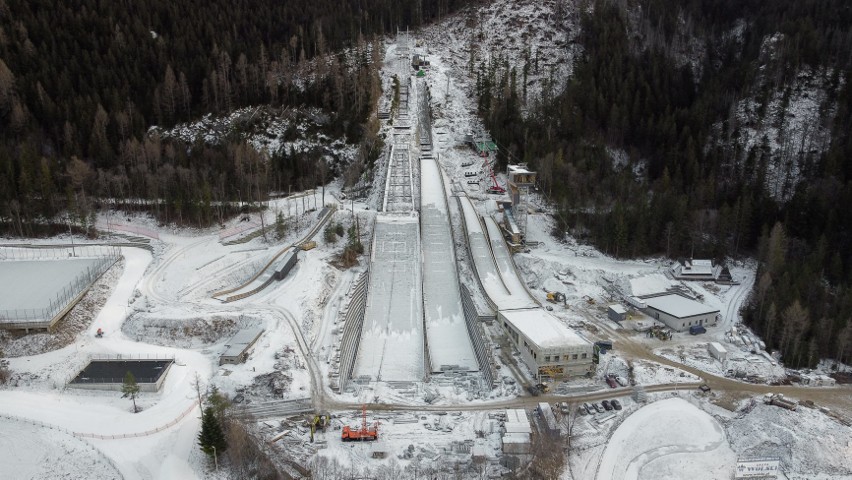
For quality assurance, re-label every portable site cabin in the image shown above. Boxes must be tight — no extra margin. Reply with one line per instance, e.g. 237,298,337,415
608,304,627,322
708,342,728,362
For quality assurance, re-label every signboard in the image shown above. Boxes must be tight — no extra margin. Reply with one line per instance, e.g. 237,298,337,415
735,458,780,479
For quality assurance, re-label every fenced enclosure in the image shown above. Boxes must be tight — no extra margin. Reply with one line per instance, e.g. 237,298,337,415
68,355,175,392
0,246,120,331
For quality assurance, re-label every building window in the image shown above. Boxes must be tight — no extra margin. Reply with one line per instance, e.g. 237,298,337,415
572,354,578,360
545,356,551,362
581,353,587,359
553,355,560,361
524,341,528,348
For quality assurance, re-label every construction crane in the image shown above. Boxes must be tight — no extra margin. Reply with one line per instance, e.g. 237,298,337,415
481,152,505,194
341,405,378,442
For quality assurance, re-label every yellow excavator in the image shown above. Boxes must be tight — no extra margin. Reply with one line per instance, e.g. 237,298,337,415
546,291,566,306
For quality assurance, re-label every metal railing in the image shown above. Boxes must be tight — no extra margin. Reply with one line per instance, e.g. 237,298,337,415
0,247,120,328
96,220,160,240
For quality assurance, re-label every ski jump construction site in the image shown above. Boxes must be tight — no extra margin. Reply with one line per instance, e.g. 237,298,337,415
336,64,593,393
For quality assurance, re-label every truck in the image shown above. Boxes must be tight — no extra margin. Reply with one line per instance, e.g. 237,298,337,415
689,325,706,335
341,405,379,442
764,393,798,411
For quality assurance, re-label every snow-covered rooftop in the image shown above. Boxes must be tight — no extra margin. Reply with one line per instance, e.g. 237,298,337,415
507,164,533,175
645,294,719,319
505,408,532,434
683,259,713,276
608,304,627,315
501,308,591,349
221,328,264,359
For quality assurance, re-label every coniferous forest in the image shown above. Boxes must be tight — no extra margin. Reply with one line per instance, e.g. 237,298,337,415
0,0,469,229
2,0,852,368
479,0,852,368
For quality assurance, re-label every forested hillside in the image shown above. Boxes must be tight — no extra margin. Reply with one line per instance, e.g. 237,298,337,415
0,0,470,230
478,0,852,368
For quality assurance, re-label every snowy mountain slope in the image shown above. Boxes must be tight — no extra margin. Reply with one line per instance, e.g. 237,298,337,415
712,61,841,202
155,106,357,169
418,0,582,112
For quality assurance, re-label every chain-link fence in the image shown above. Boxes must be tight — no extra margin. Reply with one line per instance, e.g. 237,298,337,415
0,246,120,329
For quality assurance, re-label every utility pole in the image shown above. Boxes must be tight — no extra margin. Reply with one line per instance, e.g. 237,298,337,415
66,215,76,257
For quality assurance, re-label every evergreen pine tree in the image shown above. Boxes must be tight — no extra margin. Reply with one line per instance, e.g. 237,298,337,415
198,406,227,457
121,371,140,413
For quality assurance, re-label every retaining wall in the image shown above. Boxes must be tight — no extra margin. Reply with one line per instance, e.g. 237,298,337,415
333,271,370,392
461,285,498,389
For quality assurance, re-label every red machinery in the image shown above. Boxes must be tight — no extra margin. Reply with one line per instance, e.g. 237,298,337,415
341,405,378,442
481,152,505,194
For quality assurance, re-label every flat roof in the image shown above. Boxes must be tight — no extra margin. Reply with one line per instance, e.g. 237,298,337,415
506,408,529,423
709,342,727,353
507,164,534,174
501,308,591,349
682,259,713,276
608,304,627,314
644,294,719,319
222,328,264,358
502,433,531,444
71,360,172,384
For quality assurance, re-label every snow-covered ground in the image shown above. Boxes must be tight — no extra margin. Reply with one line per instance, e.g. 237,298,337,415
1,7,851,480
421,159,478,372
353,217,424,382
596,397,736,480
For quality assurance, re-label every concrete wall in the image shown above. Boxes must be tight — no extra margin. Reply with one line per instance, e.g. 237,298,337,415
498,311,594,379
460,285,497,389
334,271,369,392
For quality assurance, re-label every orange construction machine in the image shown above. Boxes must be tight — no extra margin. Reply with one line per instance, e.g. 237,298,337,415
341,405,378,442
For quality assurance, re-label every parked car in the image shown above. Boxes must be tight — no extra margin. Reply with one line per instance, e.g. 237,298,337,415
602,400,613,411
689,325,707,335
578,406,587,415
559,402,570,414
605,376,617,388
583,403,595,415
611,399,622,410
616,376,628,387
593,403,605,413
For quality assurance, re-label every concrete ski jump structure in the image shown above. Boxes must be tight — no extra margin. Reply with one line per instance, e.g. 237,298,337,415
353,93,426,381
353,69,480,383
420,159,478,373
353,215,425,381
458,196,594,379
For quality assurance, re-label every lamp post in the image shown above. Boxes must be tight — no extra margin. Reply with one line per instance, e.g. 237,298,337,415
212,445,218,471
66,215,76,257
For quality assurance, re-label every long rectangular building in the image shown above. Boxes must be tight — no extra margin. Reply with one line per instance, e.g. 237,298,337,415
498,308,595,379
644,294,720,332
